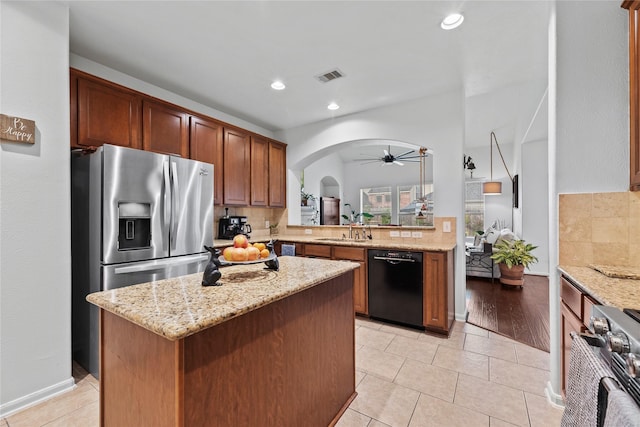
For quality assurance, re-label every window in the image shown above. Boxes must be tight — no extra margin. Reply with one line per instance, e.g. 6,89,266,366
361,186,391,224
358,184,433,226
465,181,484,236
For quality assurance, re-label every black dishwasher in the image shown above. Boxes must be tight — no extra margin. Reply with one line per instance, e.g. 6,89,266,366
368,249,424,329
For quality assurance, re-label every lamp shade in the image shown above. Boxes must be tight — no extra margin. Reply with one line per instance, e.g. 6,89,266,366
483,181,502,195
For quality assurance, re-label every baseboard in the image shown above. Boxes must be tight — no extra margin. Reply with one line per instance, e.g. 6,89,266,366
455,310,468,322
544,381,565,408
0,377,76,418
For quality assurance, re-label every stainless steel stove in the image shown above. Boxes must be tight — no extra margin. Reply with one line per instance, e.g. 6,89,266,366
585,305,640,407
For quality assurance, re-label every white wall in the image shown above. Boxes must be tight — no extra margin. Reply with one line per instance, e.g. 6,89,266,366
521,139,549,276
464,143,515,230
0,1,74,415
277,90,468,320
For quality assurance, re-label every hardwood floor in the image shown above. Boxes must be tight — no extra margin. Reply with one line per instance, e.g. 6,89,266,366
465,275,550,352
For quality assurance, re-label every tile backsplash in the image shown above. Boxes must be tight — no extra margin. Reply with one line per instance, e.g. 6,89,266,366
559,191,640,267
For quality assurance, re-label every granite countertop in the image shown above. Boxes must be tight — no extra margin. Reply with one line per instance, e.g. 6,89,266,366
266,235,456,251
558,265,640,309
87,257,358,341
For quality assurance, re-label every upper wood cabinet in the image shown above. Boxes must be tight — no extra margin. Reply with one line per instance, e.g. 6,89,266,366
72,71,141,149
223,128,251,206
268,141,287,207
250,135,269,206
142,100,189,158
623,2,640,190
190,116,224,205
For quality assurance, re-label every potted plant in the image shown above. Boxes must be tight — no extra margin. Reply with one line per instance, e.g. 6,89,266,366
490,239,538,288
300,189,315,206
341,203,374,224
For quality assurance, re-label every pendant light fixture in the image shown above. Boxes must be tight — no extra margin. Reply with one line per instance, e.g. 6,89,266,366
483,131,513,195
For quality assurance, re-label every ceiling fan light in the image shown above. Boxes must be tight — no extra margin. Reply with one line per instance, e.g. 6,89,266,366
483,181,502,195
441,13,464,30
270,80,286,90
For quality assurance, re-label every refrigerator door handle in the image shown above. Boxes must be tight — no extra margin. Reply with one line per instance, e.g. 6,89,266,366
170,161,179,250
113,254,209,275
163,161,171,238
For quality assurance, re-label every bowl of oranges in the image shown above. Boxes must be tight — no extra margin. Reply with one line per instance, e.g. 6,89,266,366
218,235,276,265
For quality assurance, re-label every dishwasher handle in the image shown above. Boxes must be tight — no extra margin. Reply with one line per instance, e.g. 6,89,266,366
373,256,417,264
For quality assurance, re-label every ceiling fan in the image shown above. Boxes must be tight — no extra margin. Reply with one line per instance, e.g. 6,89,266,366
359,145,423,166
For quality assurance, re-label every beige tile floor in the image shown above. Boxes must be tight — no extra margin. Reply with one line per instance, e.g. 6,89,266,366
2,320,564,427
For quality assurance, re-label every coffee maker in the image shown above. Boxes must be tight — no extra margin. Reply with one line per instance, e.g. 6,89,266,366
218,215,251,240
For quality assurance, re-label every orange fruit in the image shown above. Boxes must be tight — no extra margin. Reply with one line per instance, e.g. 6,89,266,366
231,247,248,261
233,234,249,248
247,246,260,261
222,246,234,261
260,248,270,259
253,242,266,251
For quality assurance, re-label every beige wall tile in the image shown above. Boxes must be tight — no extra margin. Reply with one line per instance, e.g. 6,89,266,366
559,242,593,267
591,217,629,244
592,243,630,266
592,192,630,218
559,216,592,242
559,193,592,218
629,243,640,267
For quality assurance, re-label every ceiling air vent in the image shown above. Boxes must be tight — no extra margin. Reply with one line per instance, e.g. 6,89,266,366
315,69,345,83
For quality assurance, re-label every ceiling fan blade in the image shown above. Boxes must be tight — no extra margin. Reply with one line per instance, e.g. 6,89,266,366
393,160,404,166
360,160,381,165
383,149,390,157
395,149,415,159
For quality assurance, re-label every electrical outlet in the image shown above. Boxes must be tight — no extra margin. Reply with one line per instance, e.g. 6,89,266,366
304,229,313,235
401,231,411,238
389,230,400,238
265,220,270,228
411,231,422,238
443,221,451,232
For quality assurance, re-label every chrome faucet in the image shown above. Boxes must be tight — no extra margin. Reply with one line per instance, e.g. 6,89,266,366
349,223,353,239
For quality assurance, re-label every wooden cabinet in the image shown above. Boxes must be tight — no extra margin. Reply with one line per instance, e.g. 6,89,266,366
623,2,640,190
250,135,269,206
561,301,584,396
423,250,455,334
190,116,224,204
72,71,141,149
70,69,287,206
142,100,189,157
304,244,332,259
268,141,287,207
223,128,251,205
333,247,367,315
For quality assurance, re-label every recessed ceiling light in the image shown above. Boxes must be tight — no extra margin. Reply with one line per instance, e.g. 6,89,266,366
271,80,286,90
327,102,340,110
441,13,464,30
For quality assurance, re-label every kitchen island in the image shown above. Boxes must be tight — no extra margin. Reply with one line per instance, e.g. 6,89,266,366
87,256,358,427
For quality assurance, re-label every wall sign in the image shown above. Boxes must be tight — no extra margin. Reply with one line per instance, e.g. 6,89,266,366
0,114,35,144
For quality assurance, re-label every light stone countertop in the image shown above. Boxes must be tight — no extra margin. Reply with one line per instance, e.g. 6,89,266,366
558,265,640,309
257,235,456,252
87,256,358,341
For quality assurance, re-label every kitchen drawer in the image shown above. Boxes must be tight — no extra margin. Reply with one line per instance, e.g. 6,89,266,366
561,276,583,319
304,244,332,259
582,295,597,327
333,246,366,261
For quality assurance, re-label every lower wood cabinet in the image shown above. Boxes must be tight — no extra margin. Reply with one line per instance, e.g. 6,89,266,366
333,246,367,315
272,242,454,326
423,250,455,334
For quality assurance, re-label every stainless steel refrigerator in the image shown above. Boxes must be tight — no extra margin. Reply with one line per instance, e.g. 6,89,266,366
71,144,214,377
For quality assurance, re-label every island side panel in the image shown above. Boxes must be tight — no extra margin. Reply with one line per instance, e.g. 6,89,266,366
183,271,355,427
100,309,183,427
